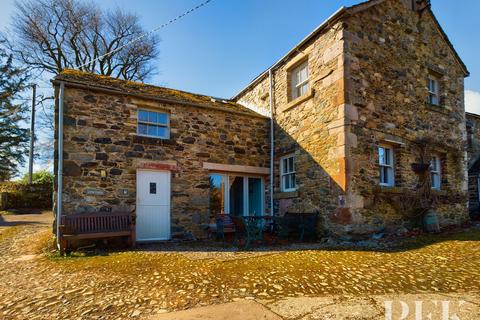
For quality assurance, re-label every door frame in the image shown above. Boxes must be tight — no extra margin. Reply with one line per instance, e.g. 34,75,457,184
210,173,265,216
136,169,171,241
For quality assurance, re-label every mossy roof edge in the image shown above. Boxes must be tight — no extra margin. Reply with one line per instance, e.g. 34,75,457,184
54,69,267,118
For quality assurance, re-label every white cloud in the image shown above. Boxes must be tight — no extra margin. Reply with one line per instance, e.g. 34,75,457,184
466,90,480,115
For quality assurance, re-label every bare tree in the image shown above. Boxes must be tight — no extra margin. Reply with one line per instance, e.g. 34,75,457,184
7,0,159,81
0,0,159,172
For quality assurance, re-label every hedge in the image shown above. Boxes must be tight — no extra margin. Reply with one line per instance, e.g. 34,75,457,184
0,182,53,210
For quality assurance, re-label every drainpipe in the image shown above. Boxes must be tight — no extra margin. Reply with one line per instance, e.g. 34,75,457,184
56,82,65,249
269,69,275,216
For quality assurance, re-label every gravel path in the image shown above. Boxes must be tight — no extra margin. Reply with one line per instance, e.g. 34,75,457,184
0,211,479,319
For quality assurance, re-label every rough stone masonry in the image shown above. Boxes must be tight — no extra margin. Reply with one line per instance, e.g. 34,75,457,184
53,71,270,238
54,0,470,240
235,0,470,237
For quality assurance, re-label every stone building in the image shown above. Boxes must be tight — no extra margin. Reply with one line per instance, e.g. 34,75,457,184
53,71,270,240
235,0,470,236
466,112,480,220
54,0,470,241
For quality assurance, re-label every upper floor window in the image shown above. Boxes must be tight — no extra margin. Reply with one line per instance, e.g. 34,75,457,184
427,76,440,106
281,155,296,192
137,109,170,139
379,146,394,187
431,156,441,190
290,60,309,100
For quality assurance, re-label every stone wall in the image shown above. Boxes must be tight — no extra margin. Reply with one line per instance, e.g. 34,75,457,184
343,0,469,232
466,113,480,217
56,85,270,238
236,0,469,236
466,113,480,166
237,21,349,235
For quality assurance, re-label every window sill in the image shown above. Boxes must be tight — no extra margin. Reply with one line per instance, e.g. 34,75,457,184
132,134,176,146
431,188,448,196
375,186,404,194
281,88,314,113
426,103,450,115
274,191,299,199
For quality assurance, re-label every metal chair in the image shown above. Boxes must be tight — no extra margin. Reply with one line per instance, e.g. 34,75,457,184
243,217,263,249
215,216,225,243
231,216,246,247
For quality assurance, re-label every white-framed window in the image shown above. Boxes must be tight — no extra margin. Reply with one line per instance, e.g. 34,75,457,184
431,156,441,190
379,146,394,187
281,155,296,192
290,60,309,100
137,109,170,139
209,173,265,217
427,76,440,105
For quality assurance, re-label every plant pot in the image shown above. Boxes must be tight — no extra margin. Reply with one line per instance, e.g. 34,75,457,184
423,210,440,233
411,163,430,173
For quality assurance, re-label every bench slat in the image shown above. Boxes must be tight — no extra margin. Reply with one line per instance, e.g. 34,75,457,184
60,212,134,235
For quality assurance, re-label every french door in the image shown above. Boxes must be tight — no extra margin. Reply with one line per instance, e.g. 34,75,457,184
209,174,264,216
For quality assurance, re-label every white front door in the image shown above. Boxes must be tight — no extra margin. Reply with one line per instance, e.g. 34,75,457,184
136,170,171,241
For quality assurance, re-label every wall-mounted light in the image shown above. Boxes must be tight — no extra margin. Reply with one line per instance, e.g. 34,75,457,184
100,170,107,180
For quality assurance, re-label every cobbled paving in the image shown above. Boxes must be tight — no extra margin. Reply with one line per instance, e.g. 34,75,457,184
0,215,479,319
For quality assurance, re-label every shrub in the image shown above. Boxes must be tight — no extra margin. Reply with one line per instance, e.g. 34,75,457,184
20,170,54,184
0,181,52,209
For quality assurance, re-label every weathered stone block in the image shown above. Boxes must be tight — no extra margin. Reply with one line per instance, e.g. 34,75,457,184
95,153,108,160
63,161,81,177
182,137,195,144
94,137,112,144
109,168,123,176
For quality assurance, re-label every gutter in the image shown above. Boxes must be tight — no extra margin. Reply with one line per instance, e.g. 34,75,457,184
268,69,274,216
56,82,65,249
234,7,348,215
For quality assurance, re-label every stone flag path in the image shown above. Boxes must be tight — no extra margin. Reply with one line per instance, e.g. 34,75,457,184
0,211,479,319
149,295,480,320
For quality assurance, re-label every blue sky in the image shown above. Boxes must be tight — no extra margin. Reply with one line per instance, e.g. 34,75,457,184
0,0,479,99
0,0,480,175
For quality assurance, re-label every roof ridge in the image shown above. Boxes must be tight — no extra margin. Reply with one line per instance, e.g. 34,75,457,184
232,0,469,100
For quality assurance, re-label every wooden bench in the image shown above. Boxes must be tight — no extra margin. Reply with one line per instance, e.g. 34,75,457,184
59,212,135,253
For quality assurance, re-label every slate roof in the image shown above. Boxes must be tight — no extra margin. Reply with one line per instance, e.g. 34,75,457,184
54,69,266,118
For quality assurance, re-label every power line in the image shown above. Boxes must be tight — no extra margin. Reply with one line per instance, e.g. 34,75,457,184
77,0,213,69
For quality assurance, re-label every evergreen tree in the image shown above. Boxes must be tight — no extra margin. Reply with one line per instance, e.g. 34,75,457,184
0,41,29,181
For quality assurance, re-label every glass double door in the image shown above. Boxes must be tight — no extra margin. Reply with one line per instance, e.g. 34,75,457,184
210,174,264,217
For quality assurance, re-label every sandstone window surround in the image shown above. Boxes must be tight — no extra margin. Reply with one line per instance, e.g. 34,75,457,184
137,109,170,139
427,75,440,106
378,146,395,187
280,154,297,192
430,155,441,190
282,51,314,112
290,60,309,100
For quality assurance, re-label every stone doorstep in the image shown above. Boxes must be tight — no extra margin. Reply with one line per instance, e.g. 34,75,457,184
148,300,282,320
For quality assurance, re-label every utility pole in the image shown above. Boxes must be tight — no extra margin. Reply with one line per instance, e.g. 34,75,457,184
28,84,36,184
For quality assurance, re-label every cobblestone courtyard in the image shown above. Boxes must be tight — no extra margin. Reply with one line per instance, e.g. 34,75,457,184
1,211,479,319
